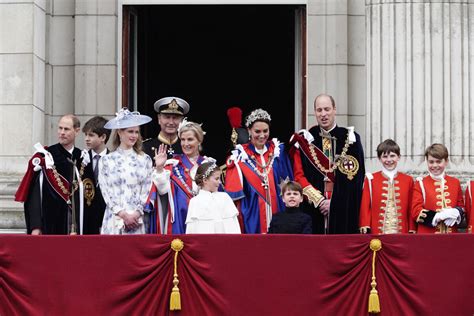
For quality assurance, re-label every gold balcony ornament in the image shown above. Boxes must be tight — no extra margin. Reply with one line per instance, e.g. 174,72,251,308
170,238,184,311
368,239,382,313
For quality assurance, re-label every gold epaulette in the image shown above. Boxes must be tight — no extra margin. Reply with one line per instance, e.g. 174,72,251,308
302,185,324,207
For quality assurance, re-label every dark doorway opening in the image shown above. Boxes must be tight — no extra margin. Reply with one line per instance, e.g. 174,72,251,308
132,5,299,164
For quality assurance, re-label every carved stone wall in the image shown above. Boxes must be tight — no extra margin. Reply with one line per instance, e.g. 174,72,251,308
365,0,474,183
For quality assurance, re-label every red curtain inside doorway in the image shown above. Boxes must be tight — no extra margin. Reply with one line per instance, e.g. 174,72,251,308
0,234,473,316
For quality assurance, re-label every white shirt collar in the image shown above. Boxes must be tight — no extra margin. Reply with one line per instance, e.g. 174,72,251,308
93,148,107,158
429,172,445,181
320,123,337,133
67,146,75,155
381,167,398,182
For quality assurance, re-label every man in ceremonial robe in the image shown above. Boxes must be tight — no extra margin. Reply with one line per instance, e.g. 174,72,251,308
15,115,83,235
143,97,190,233
289,94,365,234
80,116,110,234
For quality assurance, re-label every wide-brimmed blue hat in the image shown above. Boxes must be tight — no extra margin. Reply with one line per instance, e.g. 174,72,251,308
104,108,152,129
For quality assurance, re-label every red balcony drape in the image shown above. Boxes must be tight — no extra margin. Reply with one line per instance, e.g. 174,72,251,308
0,234,472,316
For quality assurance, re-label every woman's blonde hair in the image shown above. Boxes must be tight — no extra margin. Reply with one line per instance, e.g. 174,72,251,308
111,128,144,154
178,121,205,153
179,121,204,142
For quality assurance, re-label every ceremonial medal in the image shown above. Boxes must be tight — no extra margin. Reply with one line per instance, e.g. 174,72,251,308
337,155,359,180
83,178,95,206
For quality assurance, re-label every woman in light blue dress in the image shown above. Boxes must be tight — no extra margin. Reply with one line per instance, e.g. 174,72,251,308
99,108,153,235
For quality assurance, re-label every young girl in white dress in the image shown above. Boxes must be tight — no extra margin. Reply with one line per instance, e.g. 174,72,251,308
185,161,241,234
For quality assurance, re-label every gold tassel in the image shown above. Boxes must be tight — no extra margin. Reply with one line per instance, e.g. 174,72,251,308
368,239,382,314
170,239,184,311
368,285,380,313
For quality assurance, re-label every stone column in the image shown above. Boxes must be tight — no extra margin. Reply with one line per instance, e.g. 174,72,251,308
73,0,118,147
0,0,47,232
46,0,76,145
366,0,474,179
0,0,46,174
307,0,367,144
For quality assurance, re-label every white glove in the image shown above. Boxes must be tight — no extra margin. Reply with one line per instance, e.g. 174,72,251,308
442,208,461,227
432,208,460,227
444,217,458,227
432,212,444,226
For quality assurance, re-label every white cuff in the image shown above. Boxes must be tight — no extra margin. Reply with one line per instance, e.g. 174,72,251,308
152,169,171,194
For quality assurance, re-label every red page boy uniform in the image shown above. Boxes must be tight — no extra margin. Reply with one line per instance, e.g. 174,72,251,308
411,174,464,234
359,171,415,234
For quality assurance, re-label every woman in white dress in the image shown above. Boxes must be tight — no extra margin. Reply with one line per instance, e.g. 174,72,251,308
185,161,241,234
99,108,153,235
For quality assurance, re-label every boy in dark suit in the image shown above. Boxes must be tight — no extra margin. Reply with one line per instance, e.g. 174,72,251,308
81,116,110,234
268,181,312,234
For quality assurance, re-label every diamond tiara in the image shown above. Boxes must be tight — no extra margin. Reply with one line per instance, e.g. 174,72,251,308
245,108,271,128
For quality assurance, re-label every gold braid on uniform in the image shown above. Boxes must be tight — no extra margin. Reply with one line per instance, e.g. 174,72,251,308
416,209,429,223
52,166,70,195
303,186,325,207
79,164,85,178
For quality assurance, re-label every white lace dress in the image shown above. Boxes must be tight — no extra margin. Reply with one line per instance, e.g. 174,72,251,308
98,148,152,234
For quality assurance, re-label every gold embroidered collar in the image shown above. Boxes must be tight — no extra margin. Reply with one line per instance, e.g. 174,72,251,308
158,133,178,146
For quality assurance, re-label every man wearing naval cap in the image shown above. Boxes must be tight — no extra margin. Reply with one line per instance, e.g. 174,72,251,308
143,97,190,162
143,97,190,234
